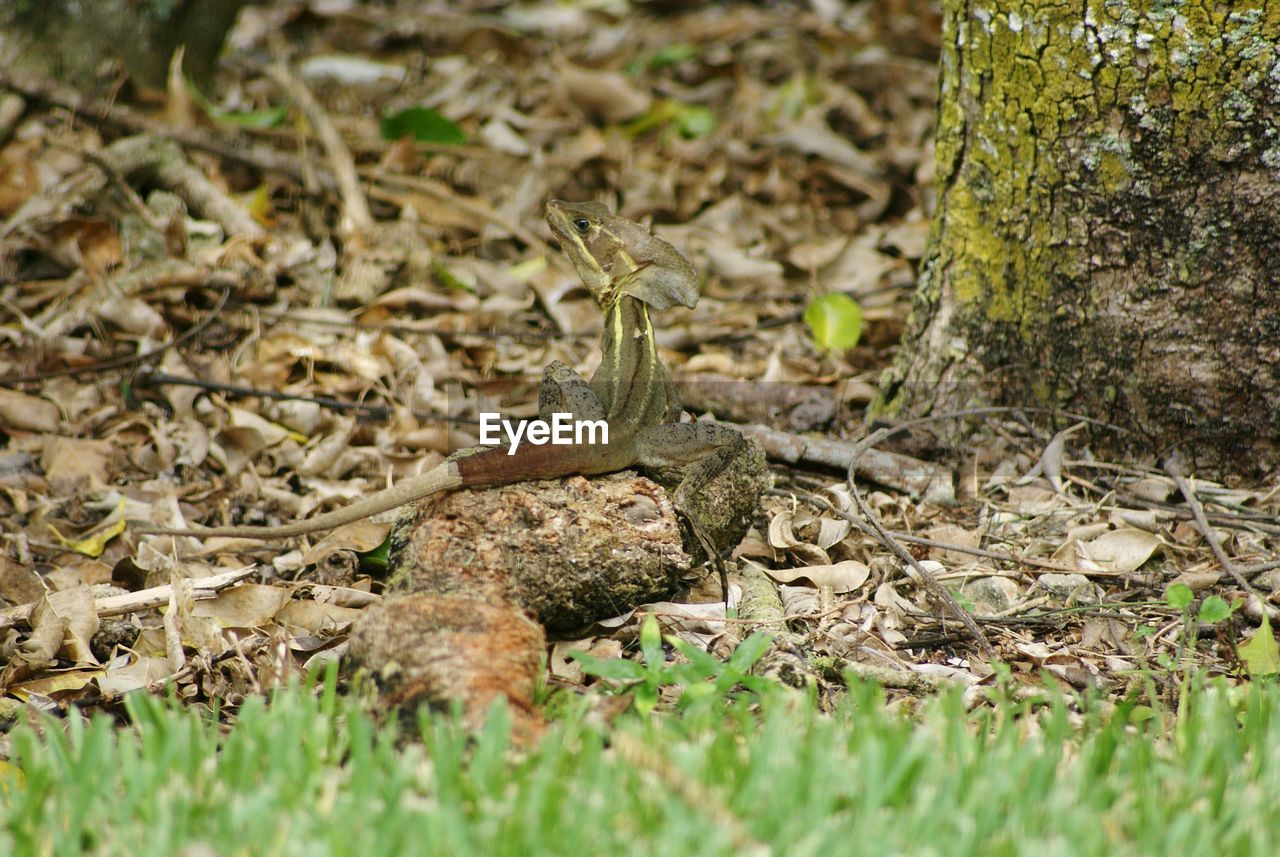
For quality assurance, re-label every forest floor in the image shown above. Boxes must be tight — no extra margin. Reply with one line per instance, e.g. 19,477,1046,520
1,0,1278,734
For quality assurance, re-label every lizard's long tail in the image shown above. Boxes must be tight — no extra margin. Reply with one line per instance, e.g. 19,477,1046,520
133,462,463,539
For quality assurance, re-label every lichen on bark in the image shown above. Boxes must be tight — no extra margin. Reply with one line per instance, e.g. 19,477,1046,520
879,0,1280,478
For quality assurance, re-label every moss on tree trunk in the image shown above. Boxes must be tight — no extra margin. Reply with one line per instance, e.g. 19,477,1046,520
878,0,1280,478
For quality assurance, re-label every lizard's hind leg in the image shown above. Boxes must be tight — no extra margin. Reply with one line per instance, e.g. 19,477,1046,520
635,421,751,608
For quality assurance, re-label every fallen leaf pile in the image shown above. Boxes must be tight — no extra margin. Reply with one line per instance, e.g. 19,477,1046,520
0,0,1276,727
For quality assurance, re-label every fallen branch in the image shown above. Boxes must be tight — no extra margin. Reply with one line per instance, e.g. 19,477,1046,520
744,422,953,502
0,566,257,627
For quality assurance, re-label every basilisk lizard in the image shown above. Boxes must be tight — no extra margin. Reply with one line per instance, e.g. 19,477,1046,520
136,200,746,548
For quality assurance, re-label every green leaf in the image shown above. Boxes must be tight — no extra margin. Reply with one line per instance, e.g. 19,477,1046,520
431,260,476,293
380,107,466,145
568,653,646,682
1165,583,1194,612
633,681,659,715
803,293,863,351
1127,704,1157,724
185,79,286,129
676,682,718,707
1240,612,1280,677
639,615,665,669
649,43,697,69
1196,595,1233,625
359,539,390,571
624,101,681,137
675,105,716,139
668,640,722,679
726,632,773,673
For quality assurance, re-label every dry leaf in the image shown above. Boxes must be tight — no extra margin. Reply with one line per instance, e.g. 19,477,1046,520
1077,528,1162,573
191,584,291,628
0,388,59,433
556,63,651,123
763,560,870,593
0,554,47,606
1168,570,1221,593
301,521,392,566
41,436,113,491
96,656,172,695
28,587,100,665
275,601,364,635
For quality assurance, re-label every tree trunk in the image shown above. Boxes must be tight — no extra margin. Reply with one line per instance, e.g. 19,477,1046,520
877,0,1280,479
1,0,250,90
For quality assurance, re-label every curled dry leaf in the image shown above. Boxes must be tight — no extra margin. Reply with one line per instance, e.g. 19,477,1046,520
28,587,100,666
301,520,393,566
1076,528,1162,573
779,584,819,616
96,656,172,696
581,596,736,649
190,584,291,628
815,517,851,550
1017,423,1086,494
903,558,946,583
763,559,870,594
767,510,801,550
1109,507,1172,531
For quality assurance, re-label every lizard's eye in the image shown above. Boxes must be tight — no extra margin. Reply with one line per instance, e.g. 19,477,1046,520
572,218,590,234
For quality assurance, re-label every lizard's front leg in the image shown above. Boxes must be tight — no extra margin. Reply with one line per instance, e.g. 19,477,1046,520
538,360,606,423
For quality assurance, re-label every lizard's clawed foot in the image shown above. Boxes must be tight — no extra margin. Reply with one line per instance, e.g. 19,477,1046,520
677,508,731,610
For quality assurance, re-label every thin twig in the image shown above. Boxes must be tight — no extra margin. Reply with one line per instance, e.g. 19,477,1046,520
768,484,995,659
0,280,233,387
265,62,374,240
365,169,548,252
1163,454,1260,598
849,477,997,660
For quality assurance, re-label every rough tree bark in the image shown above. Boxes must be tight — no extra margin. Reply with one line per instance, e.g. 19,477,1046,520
1,0,250,89
877,0,1280,479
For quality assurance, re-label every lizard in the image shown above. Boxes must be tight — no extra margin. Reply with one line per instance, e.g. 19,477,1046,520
135,200,747,556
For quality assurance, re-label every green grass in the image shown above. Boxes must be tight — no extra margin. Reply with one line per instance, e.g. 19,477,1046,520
3,675,1279,856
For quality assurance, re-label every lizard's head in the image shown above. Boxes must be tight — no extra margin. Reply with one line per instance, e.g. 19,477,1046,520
546,200,616,302
545,199,698,311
